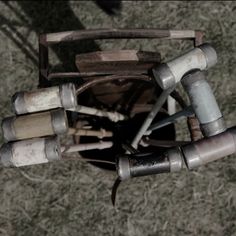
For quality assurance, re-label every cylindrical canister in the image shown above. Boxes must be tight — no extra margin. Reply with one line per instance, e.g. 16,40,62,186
182,126,236,169
181,71,226,137
117,148,183,180
12,83,77,114
0,136,61,167
2,109,68,141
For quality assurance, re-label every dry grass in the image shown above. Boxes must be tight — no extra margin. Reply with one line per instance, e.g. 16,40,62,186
0,1,235,235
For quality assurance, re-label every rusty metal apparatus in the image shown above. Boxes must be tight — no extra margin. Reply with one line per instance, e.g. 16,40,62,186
0,29,235,204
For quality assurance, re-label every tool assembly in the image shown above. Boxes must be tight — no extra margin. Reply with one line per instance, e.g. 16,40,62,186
0,29,235,186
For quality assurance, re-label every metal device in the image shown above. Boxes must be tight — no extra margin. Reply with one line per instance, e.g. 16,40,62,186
153,43,217,90
118,148,183,180
182,126,236,169
118,126,236,179
12,83,77,114
0,136,61,167
0,28,235,207
2,109,68,141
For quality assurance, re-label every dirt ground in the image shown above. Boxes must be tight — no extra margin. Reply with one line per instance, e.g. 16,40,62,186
0,1,236,235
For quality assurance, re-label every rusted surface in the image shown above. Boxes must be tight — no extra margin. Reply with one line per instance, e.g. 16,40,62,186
76,50,161,73
45,29,199,44
39,28,204,87
170,90,202,141
194,30,204,46
38,34,49,87
187,115,203,141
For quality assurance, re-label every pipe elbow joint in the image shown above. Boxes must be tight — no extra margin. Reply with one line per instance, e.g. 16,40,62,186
153,43,217,90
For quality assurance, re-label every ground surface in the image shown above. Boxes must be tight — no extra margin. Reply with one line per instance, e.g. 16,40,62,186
0,1,236,236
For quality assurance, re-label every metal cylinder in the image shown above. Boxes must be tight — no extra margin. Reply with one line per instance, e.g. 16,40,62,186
0,136,61,167
181,70,226,137
2,109,68,141
12,83,77,114
153,43,217,89
182,127,236,169
117,148,183,180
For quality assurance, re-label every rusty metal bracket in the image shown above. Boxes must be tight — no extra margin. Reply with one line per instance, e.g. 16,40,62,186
38,29,204,84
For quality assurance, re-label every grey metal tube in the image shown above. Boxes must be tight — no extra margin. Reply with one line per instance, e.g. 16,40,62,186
182,126,236,169
147,106,194,133
117,147,183,180
153,43,217,90
131,86,175,148
181,70,226,137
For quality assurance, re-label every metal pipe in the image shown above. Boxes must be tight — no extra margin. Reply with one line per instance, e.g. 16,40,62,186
117,147,183,180
0,136,61,167
153,43,217,90
69,105,126,122
61,141,113,153
182,126,236,169
2,109,68,141
141,138,190,147
131,86,175,149
181,71,226,137
12,83,77,114
147,106,193,134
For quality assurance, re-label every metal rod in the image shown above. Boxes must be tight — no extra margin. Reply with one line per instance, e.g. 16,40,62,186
142,138,190,147
62,156,115,165
68,128,113,138
68,105,126,122
61,141,113,153
122,143,139,154
48,71,148,79
131,86,175,148
39,34,49,86
147,106,193,133
44,29,199,44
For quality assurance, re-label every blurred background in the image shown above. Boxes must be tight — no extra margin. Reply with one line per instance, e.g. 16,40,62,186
0,1,235,235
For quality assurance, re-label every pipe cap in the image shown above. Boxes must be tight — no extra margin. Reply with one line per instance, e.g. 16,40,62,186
117,156,131,180
60,83,77,110
152,64,176,90
198,43,217,69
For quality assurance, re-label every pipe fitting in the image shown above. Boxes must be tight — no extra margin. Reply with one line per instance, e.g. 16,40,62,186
0,136,61,167
153,43,217,89
117,147,183,180
181,70,226,137
2,109,68,141
12,83,77,114
182,126,236,169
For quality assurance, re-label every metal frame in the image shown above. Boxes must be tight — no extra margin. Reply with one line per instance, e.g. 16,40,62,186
39,28,204,84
